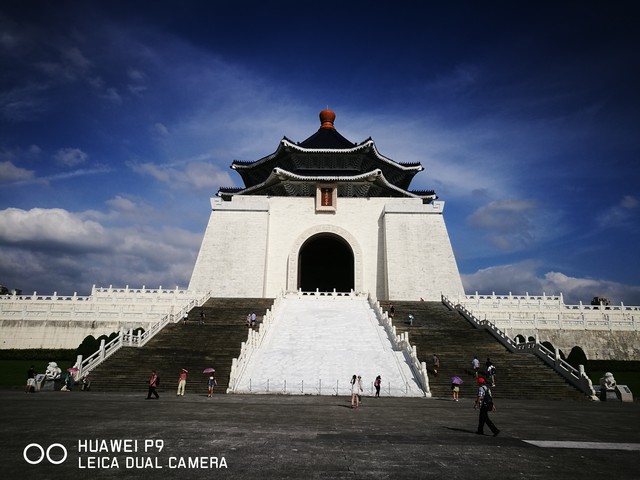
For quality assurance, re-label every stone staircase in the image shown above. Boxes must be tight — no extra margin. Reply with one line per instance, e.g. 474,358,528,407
388,301,587,401
88,298,274,395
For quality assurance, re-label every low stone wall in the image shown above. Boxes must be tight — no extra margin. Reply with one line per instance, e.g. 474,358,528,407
0,286,205,349
0,319,155,349
509,328,640,361
456,293,640,361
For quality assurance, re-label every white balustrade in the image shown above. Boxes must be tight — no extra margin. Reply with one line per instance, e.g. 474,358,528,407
450,292,639,332
443,295,597,398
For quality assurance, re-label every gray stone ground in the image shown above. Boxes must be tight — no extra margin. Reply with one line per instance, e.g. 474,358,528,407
1,389,639,480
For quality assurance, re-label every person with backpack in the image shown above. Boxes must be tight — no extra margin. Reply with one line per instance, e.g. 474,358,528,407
487,364,496,387
474,377,499,436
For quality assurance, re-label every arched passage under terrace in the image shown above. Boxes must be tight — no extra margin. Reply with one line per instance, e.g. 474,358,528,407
298,234,354,292
287,225,364,293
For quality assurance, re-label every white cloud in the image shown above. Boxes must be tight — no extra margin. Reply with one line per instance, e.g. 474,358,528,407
0,207,201,294
0,84,50,121
467,199,538,251
54,147,88,167
130,160,233,191
151,122,170,138
462,261,640,305
596,195,639,229
0,208,107,251
105,195,138,212
0,161,35,183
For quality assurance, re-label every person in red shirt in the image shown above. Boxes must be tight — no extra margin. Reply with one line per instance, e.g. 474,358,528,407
177,368,188,396
147,370,159,399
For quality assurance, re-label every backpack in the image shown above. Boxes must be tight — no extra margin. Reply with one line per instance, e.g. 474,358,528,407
156,375,160,387
482,385,494,410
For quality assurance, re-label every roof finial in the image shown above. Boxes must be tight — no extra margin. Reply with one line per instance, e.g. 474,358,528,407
319,109,336,130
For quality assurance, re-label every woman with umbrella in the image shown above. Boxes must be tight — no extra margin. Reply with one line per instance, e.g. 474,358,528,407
204,368,216,398
61,367,78,392
451,376,463,402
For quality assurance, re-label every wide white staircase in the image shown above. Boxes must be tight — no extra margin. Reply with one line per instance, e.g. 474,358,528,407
231,295,425,397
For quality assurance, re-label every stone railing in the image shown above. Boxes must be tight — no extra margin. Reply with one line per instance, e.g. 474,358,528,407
0,285,203,324
227,293,287,392
368,295,431,397
442,295,596,398
73,290,211,377
451,292,639,331
235,377,419,396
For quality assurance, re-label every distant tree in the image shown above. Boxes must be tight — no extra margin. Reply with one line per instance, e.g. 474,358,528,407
566,346,588,368
75,335,98,359
591,296,610,306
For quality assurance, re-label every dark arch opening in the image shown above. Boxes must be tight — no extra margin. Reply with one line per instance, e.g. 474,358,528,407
298,234,354,292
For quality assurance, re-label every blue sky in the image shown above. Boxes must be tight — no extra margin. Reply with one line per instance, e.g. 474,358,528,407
1,1,639,304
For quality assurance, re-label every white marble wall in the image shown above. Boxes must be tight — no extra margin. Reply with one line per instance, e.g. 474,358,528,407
188,195,465,301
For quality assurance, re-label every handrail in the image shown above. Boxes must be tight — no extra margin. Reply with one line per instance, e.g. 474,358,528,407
442,295,597,399
367,294,431,397
238,377,418,396
227,294,284,392
77,290,212,376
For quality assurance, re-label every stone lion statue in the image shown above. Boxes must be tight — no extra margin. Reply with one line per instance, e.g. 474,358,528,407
45,362,62,380
599,372,616,391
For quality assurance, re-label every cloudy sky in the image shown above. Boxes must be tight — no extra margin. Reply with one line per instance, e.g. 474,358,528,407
1,1,639,304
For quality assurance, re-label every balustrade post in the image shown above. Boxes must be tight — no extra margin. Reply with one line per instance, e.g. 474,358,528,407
76,354,83,377
99,338,106,360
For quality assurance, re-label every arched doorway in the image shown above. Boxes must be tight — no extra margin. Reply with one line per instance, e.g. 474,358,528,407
298,234,354,292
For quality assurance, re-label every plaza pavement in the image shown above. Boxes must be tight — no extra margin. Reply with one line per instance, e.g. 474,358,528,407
1,389,639,480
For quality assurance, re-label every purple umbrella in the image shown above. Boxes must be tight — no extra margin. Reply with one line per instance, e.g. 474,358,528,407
451,376,463,385
203,368,215,374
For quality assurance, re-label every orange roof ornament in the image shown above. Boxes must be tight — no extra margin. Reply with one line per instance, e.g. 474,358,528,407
319,109,336,130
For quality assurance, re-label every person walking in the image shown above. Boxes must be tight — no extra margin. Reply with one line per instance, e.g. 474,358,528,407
474,378,499,436
432,353,440,377
147,370,160,399
374,375,381,398
26,365,37,393
350,375,361,409
177,368,188,396
207,374,217,398
472,356,480,378
451,381,460,401
487,363,496,387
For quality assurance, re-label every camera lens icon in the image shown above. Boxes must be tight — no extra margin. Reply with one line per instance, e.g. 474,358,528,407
23,443,67,465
